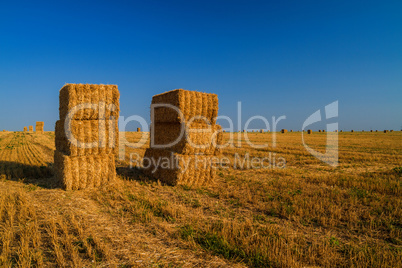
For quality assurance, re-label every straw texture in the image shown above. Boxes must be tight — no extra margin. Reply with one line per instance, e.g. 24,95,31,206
142,148,215,186
55,119,118,156
59,84,120,120
151,89,218,124
54,151,116,190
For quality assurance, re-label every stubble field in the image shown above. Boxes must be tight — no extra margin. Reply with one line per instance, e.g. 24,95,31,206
0,131,401,267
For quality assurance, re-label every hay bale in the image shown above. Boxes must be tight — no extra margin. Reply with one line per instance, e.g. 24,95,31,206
2,130,5,132
23,127,27,132
29,126,33,132
370,130,373,132
137,128,141,132
351,130,354,132
318,130,321,133
55,84,120,190
260,129,263,133
384,130,388,133
334,130,338,132
151,89,218,124
55,119,118,156
59,84,120,120
307,129,312,134
340,130,343,132
142,148,215,186
322,130,325,133
290,130,293,132
281,129,287,133
152,122,223,155
54,151,116,190
390,130,394,132
376,130,378,132
36,122,44,134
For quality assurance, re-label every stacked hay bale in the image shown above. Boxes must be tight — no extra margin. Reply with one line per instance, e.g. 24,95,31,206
281,129,287,133
36,122,44,134
143,89,222,186
23,127,27,132
137,128,141,132
54,84,120,190
307,129,312,134
29,126,33,132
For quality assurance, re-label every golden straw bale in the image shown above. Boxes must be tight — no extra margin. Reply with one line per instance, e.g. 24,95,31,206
152,122,222,155
59,84,120,120
28,126,33,132
54,151,116,190
23,127,27,132
142,148,215,186
137,128,141,132
307,130,312,134
281,129,287,133
151,89,218,124
351,130,354,132
55,119,118,156
36,122,44,134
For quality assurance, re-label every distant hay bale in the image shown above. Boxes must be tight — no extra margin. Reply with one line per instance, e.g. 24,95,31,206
260,129,263,133
390,130,394,132
23,127,27,132
281,129,287,133
29,126,33,132
307,129,312,134
340,130,343,132
334,130,338,132
375,130,378,132
2,130,5,132
322,130,325,133
151,89,218,125
290,130,293,132
137,128,141,132
318,130,321,133
362,130,364,132
36,122,44,134
55,84,120,190
243,130,246,132
351,130,354,132
370,130,373,132
383,130,388,133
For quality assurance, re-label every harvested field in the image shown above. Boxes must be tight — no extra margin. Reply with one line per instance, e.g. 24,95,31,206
0,131,401,267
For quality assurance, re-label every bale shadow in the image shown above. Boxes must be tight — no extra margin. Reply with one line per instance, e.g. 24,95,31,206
116,165,157,184
0,161,56,189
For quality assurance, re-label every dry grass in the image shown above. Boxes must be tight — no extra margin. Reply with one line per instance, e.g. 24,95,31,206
0,131,401,267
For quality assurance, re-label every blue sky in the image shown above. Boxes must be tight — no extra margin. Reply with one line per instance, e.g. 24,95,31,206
0,0,401,131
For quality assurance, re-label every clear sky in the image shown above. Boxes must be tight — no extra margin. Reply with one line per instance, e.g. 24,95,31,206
0,0,401,131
